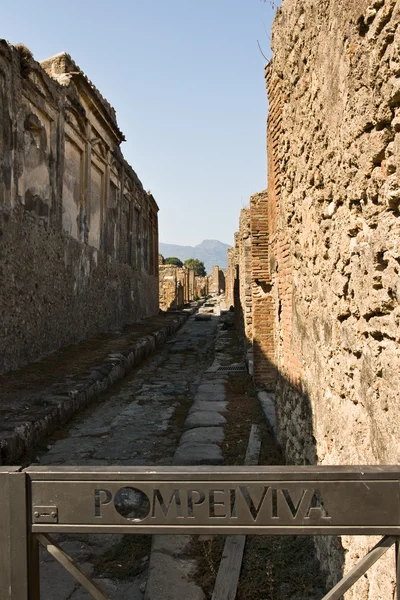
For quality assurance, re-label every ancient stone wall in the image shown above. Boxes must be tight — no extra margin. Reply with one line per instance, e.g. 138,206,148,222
0,43,159,375
158,261,203,310
225,209,252,345
194,275,208,299
226,247,237,308
250,191,277,389
265,0,400,596
208,265,226,294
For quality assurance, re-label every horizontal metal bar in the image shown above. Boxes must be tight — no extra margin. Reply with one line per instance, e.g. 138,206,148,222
29,478,400,532
31,525,400,536
24,465,400,481
36,534,110,600
321,536,396,600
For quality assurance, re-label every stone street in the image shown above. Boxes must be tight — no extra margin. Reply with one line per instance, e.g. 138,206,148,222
24,296,326,600
34,299,224,599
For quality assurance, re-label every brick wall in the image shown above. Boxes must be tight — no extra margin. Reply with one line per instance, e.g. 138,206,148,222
265,0,400,596
250,191,277,389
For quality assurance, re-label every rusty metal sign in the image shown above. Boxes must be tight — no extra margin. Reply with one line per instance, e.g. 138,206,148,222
27,465,400,535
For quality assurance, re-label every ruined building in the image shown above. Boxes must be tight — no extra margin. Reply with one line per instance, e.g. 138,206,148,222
208,265,226,295
0,42,159,375
158,256,208,310
228,0,400,597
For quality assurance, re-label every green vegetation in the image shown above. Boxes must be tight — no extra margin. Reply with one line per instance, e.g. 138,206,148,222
184,258,206,276
164,256,183,267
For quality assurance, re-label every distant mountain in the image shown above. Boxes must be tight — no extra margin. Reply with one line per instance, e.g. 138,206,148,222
159,239,231,274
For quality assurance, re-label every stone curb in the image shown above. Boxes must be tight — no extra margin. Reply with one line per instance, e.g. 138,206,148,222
258,391,277,436
0,312,191,466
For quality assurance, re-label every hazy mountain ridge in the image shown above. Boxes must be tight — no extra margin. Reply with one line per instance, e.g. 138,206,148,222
159,239,231,273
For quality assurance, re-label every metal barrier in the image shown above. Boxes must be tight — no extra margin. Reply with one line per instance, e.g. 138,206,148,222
2,465,400,599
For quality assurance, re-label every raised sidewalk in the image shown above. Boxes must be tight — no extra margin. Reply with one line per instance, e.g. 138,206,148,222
0,310,193,465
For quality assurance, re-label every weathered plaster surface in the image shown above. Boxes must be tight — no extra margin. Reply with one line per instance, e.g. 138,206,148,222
0,43,159,374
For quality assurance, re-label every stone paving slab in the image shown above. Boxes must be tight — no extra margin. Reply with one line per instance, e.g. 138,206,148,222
173,442,224,465
184,411,227,429
190,392,226,402
180,426,225,445
197,383,225,393
189,400,228,413
0,311,192,465
144,553,205,600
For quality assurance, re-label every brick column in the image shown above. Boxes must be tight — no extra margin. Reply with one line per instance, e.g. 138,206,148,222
250,190,276,390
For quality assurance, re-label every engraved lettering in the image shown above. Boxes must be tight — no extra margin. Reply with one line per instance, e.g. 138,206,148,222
209,489,227,518
280,489,308,518
305,490,331,520
239,486,270,521
272,488,278,518
94,488,112,517
230,489,237,518
152,489,183,518
187,489,206,518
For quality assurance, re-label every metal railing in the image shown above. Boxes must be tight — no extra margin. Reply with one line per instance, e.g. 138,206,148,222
2,465,400,599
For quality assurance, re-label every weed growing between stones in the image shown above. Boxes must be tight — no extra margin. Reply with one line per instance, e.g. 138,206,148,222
189,365,328,599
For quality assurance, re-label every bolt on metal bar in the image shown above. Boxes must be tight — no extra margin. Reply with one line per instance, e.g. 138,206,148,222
36,534,110,600
321,536,396,600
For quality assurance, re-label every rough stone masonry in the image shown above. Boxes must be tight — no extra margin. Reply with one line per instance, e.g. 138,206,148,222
0,43,159,375
229,0,400,597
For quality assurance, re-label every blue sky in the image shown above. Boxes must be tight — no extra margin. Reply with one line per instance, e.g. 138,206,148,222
2,0,276,246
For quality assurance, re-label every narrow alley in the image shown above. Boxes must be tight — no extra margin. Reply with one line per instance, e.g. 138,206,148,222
17,297,326,600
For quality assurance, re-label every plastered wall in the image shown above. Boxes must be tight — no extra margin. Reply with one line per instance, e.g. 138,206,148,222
0,43,159,374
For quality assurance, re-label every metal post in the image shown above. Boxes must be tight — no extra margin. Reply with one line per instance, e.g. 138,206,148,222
28,535,41,600
396,537,400,600
0,468,33,600
321,536,396,600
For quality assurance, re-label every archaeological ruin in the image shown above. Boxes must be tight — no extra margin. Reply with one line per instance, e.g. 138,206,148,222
0,42,159,375
227,0,400,597
158,255,208,311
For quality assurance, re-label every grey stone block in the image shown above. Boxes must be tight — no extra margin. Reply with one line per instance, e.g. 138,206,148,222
145,553,205,600
189,401,228,414
180,426,225,445
173,442,224,465
184,411,227,429
197,383,225,394
194,392,226,402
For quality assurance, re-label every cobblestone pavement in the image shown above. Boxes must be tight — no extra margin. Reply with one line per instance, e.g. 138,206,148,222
33,304,223,599
0,312,189,465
